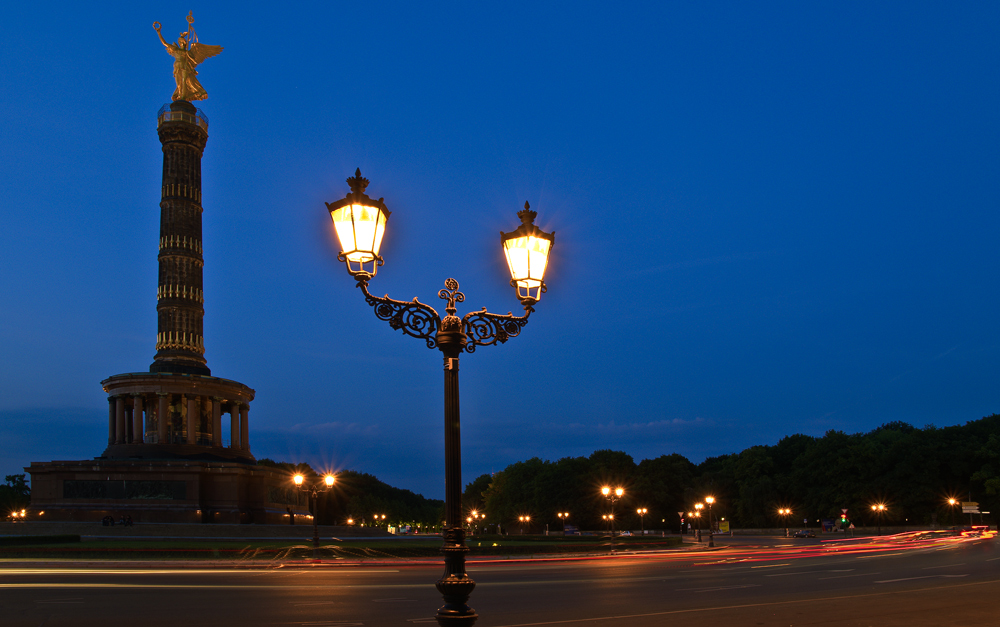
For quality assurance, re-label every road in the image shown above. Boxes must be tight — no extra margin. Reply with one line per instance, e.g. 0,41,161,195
1,533,996,626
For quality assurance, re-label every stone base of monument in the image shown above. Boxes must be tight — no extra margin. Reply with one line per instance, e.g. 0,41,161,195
25,459,308,525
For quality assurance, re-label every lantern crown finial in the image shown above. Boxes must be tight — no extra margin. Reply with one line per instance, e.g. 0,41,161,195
347,168,369,195
517,201,537,225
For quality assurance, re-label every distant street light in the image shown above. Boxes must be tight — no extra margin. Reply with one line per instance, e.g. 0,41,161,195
518,515,531,535
292,473,336,559
325,171,554,627
694,503,704,541
947,498,961,527
636,508,647,535
705,496,715,547
600,487,625,537
871,503,887,535
557,512,570,535
777,508,792,537
468,510,484,535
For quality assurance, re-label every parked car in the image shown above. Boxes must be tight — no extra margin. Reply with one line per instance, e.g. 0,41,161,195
793,529,816,538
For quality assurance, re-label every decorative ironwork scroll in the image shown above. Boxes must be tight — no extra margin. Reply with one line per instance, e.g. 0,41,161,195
354,277,532,352
462,307,530,353
357,281,440,348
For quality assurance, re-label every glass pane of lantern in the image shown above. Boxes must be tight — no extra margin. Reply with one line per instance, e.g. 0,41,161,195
330,206,358,257
504,235,551,287
331,204,387,263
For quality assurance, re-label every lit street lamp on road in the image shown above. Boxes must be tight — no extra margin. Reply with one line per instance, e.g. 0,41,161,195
871,503,887,535
557,512,570,535
600,486,624,536
292,473,336,559
518,515,531,535
778,508,792,537
694,503,704,541
705,496,715,547
636,508,647,535
324,170,554,627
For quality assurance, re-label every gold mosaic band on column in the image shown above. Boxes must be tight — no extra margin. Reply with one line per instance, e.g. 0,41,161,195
156,331,206,354
159,235,203,254
160,183,203,203
157,285,205,303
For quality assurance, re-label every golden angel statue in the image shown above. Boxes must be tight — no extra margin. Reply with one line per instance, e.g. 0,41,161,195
153,12,223,102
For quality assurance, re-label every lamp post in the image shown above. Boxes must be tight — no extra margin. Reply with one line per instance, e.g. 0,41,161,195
947,497,961,527
636,508,647,535
777,508,792,537
694,503,704,541
518,515,531,535
469,510,483,535
705,496,715,547
557,512,569,535
292,473,336,559
871,503,887,535
325,170,554,627
600,487,624,536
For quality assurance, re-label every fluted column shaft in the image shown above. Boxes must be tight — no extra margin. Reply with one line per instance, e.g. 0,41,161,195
151,101,210,376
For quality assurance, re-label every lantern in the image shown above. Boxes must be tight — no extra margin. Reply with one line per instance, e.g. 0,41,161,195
501,202,555,303
325,169,390,277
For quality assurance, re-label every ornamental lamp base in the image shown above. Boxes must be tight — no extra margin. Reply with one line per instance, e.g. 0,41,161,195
435,573,477,626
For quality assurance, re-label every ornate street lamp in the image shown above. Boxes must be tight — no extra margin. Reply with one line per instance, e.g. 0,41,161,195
694,503,704,541
705,496,715,547
871,503,887,535
557,512,570,535
777,507,792,537
325,170,554,627
600,486,624,537
292,473,336,559
636,508,647,535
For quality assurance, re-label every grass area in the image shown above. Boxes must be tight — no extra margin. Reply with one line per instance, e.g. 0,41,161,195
0,535,682,561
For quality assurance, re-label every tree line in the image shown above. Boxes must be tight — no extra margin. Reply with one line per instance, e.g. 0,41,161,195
9,413,997,532
462,414,1000,533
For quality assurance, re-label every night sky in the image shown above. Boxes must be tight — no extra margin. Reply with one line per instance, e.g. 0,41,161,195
2,3,998,499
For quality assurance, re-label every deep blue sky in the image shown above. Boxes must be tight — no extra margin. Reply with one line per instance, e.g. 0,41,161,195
2,2,997,499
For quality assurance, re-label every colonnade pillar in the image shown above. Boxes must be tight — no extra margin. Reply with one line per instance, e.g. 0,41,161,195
186,395,198,444
132,395,145,444
108,397,116,445
115,396,126,444
230,404,239,449
157,393,169,444
240,405,249,452
212,397,222,447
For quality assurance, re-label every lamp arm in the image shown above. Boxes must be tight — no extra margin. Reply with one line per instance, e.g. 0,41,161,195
461,307,531,353
357,280,442,349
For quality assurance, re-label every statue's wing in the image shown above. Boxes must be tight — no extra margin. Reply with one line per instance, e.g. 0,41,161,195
189,43,223,65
